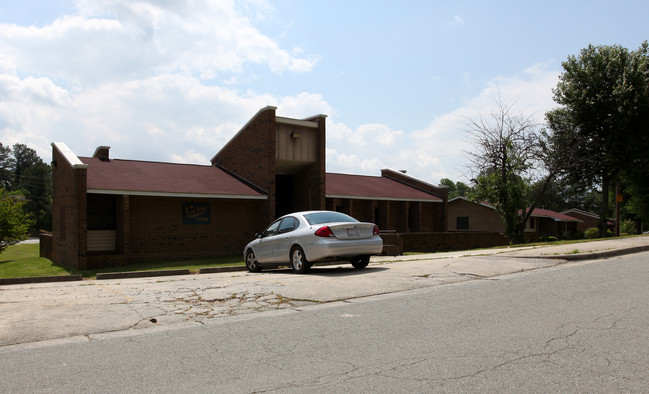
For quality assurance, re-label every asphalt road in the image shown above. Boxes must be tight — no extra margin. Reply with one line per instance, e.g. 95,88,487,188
1,251,648,393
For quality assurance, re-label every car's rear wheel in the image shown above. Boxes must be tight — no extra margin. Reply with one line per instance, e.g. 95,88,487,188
245,249,262,272
291,246,311,274
351,255,370,269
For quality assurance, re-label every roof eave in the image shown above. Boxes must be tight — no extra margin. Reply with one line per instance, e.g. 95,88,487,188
87,189,267,200
326,194,441,203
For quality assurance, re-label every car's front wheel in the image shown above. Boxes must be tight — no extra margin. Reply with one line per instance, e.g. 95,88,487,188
351,255,370,269
290,246,311,274
245,249,262,272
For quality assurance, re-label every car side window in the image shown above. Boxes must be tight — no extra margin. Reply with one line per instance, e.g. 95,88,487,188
278,217,298,234
262,220,281,237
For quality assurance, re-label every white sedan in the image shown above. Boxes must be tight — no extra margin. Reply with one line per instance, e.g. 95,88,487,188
243,210,384,273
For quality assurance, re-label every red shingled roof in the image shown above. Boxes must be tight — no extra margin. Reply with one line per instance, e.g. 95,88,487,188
326,173,442,202
525,208,582,222
80,157,265,199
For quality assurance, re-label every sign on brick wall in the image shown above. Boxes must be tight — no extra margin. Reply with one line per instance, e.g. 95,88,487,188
183,202,210,224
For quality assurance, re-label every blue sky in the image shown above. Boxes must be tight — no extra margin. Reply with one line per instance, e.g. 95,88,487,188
0,0,647,184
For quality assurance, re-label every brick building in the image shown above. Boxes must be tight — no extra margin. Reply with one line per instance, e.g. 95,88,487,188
560,208,615,233
448,197,582,241
447,197,504,232
48,106,448,269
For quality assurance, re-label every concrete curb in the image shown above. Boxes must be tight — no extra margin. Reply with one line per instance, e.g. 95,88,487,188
515,244,649,261
96,269,192,280
0,274,83,285
198,266,247,274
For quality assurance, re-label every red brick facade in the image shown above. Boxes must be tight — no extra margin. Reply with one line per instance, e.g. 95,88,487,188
49,107,454,269
211,106,328,222
119,196,263,264
51,146,89,269
447,198,504,232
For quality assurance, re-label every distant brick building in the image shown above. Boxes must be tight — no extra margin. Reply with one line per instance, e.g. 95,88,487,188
48,106,448,269
560,208,615,233
447,197,582,241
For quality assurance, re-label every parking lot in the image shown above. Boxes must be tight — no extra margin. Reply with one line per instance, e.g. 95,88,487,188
2,236,649,348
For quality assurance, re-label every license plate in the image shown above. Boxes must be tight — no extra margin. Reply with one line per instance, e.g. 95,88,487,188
347,228,361,237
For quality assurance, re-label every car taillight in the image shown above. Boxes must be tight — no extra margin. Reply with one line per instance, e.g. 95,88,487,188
315,226,335,237
373,225,380,235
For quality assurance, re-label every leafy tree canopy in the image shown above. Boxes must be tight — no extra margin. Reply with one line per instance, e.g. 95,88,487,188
0,188,31,252
547,41,649,234
0,143,51,232
439,178,471,199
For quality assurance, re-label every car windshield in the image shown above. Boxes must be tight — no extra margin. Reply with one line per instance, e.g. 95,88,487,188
303,211,358,225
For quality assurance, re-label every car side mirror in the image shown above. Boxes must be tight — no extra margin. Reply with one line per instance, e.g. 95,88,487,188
255,233,262,239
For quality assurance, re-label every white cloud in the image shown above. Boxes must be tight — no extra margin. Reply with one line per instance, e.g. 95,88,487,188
325,149,386,175
0,0,316,87
324,63,560,184
0,0,561,192
0,0,324,163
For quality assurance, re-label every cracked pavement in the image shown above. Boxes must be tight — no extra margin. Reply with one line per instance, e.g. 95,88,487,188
2,236,648,348
2,242,649,392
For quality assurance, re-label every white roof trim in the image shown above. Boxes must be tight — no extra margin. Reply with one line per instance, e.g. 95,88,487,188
326,194,441,203
449,196,495,209
276,116,319,129
52,142,88,169
381,168,438,189
529,213,582,222
87,189,267,200
560,208,600,220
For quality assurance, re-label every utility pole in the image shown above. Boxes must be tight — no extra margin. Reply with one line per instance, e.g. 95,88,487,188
615,184,621,237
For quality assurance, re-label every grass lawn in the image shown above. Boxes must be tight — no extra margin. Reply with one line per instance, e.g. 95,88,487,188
0,243,245,279
0,243,70,278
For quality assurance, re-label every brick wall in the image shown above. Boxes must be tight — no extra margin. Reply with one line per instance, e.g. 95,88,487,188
211,106,276,223
401,231,510,252
326,198,444,233
39,231,52,260
564,211,599,232
448,198,505,232
123,196,264,264
50,146,88,269
211,107,328,221
380,169,448,232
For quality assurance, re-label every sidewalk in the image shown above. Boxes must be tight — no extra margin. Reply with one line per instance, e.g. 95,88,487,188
2,236,648,348
373,235,649,262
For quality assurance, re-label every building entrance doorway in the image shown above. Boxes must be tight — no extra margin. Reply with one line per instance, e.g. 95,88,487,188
275,174,294,218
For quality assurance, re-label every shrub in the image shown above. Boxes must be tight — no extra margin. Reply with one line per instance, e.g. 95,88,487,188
584,227,614,239
620,219,637,236
585,227,599,239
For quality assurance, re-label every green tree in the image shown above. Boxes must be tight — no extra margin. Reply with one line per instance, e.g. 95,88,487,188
0,188,31,252
439,178,456,197
547,41,649,236
455,181,470,198
439,178,471,199
466,98,553,244
0,143,52,232
21,163,52,231
0,143,13,189
12,143,44,190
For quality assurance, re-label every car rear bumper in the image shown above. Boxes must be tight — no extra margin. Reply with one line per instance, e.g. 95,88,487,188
306,236,383,262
